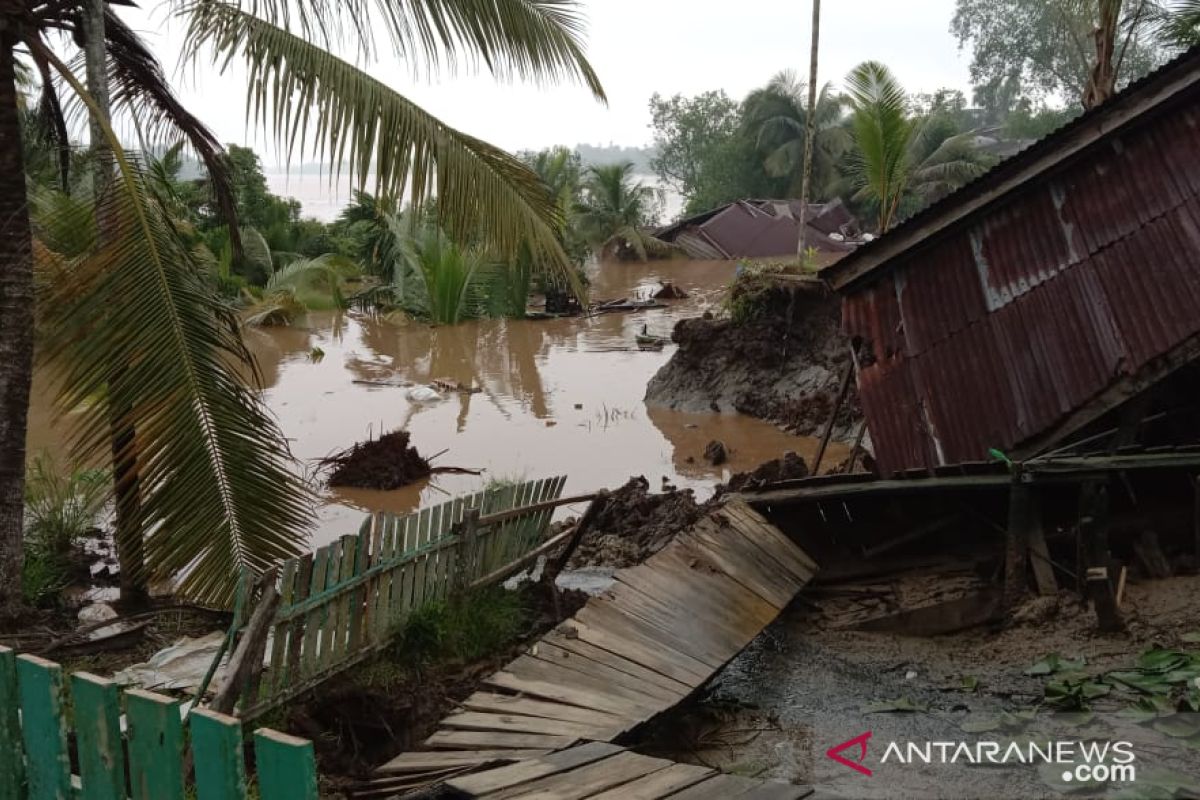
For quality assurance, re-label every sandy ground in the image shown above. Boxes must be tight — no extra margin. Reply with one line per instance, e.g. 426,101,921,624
637,575,1200,800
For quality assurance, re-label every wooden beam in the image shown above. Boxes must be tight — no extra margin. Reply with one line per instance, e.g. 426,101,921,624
813,361,854,474
1003,479,1034,613
1027,509,1058,597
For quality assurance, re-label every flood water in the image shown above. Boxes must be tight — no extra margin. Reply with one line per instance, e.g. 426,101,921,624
27,259,841,548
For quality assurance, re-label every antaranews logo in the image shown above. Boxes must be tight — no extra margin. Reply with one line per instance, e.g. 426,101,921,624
825,733,1137,783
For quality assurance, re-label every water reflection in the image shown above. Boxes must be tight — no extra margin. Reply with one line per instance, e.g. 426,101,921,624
28,260,840,547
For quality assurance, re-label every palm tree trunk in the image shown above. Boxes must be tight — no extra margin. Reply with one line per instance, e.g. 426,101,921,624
0,35,35,609
82,0,147,605
797,0,821,265
1084,0,1121,109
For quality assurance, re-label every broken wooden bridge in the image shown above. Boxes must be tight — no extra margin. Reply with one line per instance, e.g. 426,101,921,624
365,498,819,799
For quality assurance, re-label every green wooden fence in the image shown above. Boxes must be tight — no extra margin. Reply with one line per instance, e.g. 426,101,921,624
239,476,568,718
0,647,317,800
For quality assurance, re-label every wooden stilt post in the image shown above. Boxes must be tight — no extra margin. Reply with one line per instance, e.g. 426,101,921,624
1003,473,1033,614
1027,504,1058,597
1079,483,1124,632
813,361,854,475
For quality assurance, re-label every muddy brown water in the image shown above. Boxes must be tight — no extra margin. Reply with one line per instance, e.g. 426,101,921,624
27,259,843,548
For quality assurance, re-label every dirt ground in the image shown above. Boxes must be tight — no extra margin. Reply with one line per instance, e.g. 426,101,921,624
639,575,1200,799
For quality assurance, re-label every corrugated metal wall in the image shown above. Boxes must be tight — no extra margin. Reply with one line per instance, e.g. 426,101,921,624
844,103,1200,475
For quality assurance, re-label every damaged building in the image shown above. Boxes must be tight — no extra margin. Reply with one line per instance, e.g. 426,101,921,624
737,45,1200,635
655,198,867,262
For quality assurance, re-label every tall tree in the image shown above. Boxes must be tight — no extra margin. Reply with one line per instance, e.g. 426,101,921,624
575,163,665,261
952,0,1171,108
0,0,605,607
649,90,742,201
798,0,821,260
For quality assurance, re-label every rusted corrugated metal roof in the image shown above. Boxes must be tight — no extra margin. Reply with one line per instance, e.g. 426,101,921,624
656,198,863,260
834,47,1200,476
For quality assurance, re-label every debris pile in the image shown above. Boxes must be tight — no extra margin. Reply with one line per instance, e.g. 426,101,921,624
323,430,431,491
567,477,707,569
722,451,809,493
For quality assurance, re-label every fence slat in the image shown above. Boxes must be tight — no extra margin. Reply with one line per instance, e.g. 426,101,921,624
254,730,318,800
425,503,445,602
337,534,360,659
191,709,247,800
285,554,314,686
0,647,24,800
300,548,329,677
409,509,431,613
317,542,342,673
72,673,126,800
267,558,298,694
125,689,185,800
17,654,71,800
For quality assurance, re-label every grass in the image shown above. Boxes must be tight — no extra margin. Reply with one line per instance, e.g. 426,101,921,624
23,453,109,607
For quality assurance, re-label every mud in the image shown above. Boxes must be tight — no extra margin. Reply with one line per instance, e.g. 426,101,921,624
323,430,431,491
641,575,1200,798
645,281,861,439
721,451,810,494
566,476,709,569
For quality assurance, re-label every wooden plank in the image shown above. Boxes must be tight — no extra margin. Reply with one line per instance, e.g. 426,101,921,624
16,654,71,800
425,729,577,751
255,729,319,800
268,558,298,694
684,520,804,607
586,762,715,800
285,553,314,683
125,689,185,800
72,673,127,800
349,526,372,652
563,618,710,687
483,672,646,720
378,749,550,775
459,692,627,728
667,773,762,799
440,711,609,740
527,641,683,704
334,535,358,662
320,539,345,670
484,750,667,800
537,633,693,697
717,502,819,580
373,516,396,641
1028,513,1059,596
424,503,445,604
584,594,737,671
0,648,24,800
447,741,623,796
575,599,727,671
503,656,668,713
410,508,432,612
302,546,330,676
740,782,816,799
191,709,247,800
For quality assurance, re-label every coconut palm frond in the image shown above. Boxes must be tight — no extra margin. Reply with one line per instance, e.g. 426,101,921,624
37,163,314,605
1157,0,1200,45
846,61,914,232
194,0,606,100
180,2,578,290
241,227,274,278
29,186,97,259
268,252,360,308
103,10,240,246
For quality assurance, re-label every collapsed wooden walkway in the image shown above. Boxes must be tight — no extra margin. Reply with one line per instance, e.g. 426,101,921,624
370,498,818,797
436,742,814,799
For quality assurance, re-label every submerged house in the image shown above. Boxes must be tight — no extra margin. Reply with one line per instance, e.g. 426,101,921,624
656,198,865,262
821,45,1200,477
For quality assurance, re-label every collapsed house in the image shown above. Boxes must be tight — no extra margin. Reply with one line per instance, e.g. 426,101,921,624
736,45,1200,634
655,198,867,261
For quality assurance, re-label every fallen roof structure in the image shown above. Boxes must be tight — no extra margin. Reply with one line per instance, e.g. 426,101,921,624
656,198,864,261
821,44,1200,476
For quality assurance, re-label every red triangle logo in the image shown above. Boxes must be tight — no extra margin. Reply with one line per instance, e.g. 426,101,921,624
826,731,873,776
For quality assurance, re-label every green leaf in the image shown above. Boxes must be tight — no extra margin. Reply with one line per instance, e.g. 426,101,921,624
1181,632,1200,644
1027,654,1086,676
961,675,980,692
1107,671,1172,695
861,697,928,714
1137,649,1191,674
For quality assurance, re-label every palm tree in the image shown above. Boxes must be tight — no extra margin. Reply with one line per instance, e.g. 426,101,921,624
0,0,605,607
575,163,668,261
844,61,994,233
1157,0,1200,45
742,71,849,200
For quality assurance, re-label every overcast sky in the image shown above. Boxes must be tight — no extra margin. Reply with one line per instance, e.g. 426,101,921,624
116,0,973,167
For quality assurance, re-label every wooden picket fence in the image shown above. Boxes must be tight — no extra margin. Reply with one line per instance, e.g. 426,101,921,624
239,476,568,718
0,647,317,800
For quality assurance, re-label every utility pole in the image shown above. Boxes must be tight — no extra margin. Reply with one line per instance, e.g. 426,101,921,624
797,0,821,267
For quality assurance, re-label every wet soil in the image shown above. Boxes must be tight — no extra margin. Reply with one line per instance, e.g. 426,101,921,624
323,430,431,490
566,476,709,570
283,580,587,785
640,575,1200,799
645,281,861,440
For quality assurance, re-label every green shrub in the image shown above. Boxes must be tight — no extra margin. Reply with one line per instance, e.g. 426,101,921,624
390,586,530,669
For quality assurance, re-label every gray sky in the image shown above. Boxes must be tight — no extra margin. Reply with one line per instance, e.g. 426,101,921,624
118,1,973,164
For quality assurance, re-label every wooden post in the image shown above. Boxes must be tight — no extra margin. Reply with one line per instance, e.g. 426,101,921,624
191,709,247,799
1078,483,1124,631
210,569,280,715
1027,507,1058,597
1002,475,1033,613
255,729,319,800
846,419,868,473
126,689,186,800
72,673,127,800
457,508,480,592
16,655,71,799
813,361,854,475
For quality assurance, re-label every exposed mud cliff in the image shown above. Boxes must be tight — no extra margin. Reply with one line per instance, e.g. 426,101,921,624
645,281,860,438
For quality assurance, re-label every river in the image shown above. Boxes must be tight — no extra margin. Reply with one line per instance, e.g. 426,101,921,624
27,259,840,548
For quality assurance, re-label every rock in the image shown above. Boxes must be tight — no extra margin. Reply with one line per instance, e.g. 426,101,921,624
704,440,728,466
78,603,118,625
